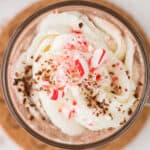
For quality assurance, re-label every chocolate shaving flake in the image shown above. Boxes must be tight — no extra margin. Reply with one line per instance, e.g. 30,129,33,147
30,103,36,107
112,64,116,67
21,77,32,96
108,127,113,131
111,90,116,94
79,22,83,28
24,65,32,74
108,113,113,120
18,88,22,92
134,93,138,98
13,78,22,86
128,108,132,115
15,72,19,77
118,107,121,112
120,118,126,125
35,55,41,62
125,88,128,92
23,98,26,104
138,82,143,86
118,86,122,89
109,71,114,75
29,115,34,121
26,107,30,112
42,116,46,121
125,70,129,75
35,71,42,76
30,56,34,59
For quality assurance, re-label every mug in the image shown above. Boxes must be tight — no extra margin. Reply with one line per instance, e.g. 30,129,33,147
1,0,150,149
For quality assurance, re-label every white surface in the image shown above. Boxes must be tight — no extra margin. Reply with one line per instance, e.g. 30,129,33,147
0,0,149,150
0,126,22,150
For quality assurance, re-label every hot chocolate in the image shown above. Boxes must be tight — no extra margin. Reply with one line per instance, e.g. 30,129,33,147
9,10,144,144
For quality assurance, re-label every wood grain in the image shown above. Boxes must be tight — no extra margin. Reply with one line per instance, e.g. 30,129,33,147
0,0,149,150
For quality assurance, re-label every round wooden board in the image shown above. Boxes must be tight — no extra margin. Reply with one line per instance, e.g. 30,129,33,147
0,0,149,150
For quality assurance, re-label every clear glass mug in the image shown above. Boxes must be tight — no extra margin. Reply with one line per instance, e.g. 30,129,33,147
1,0,150,149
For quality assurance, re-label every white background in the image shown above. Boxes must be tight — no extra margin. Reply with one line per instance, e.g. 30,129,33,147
0,0,149,150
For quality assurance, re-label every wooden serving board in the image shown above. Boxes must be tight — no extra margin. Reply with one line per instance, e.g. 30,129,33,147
0,0,149,150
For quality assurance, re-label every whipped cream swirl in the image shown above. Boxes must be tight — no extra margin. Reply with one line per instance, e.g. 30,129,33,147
15,12,138,136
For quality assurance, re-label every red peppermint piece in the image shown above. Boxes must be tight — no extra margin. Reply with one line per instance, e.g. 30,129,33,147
96,74,101,81
112,76,119,81
71,29,81,34
68,109,76,119
75,59,85,76
88,57,92,66
51,89,58,100
88,123,94,126
41,81,50,89
90,67,96,73
98,49,106,64
72,100,77,106
65,43,76,50
62,91,65,97
58,108,62,112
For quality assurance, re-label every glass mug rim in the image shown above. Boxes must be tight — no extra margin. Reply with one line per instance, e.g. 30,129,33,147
1,0,150,149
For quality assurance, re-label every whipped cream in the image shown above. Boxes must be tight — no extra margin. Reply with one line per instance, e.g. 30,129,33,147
14,12,139,136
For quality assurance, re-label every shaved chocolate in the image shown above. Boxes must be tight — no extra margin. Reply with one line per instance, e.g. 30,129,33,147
111,90,116,94
120,118,126,125
15,72,19,77
118,107,121,111
128,108,132,115
79,22,83,28
29,115,34,121
125,88,128,92
108,127,113,131
108,113,113,120
18,88,22,92
35,71,42,76
30,56,34,59
109,71,114,75
13,78,22,86
118,86,122,89
30,103,36,107
42,116,46,121
134,93,138,98
25,65,32,74
112,64,116,67
138,82,143,86
23,98,26,104
125,70,129,75
35,55,41,62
